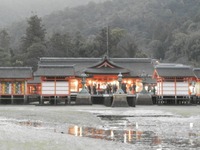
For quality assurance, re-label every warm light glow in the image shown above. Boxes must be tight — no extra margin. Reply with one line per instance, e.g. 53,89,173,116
111,130,114,139
128,80,131,84
112,81,117,85
88,80,92,84
128,130,131,142
74,125,78,136
71,79,78,92
124,133,127,143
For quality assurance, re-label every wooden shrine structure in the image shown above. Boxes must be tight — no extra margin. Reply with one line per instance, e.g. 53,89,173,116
0,67,32,104
31,56,155,104
193,68,200,104
153,64,195,104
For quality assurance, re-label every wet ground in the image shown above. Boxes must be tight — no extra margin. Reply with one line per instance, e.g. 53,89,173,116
0,105,199,150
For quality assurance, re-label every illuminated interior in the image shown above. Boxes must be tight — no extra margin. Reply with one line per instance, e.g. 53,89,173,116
75,75,145,94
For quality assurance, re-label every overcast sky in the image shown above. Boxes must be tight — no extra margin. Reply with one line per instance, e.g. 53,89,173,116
0,0,105,27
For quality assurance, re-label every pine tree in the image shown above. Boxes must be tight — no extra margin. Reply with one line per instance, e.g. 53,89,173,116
0,29,11,66
19,15,46,69
21,15,46,53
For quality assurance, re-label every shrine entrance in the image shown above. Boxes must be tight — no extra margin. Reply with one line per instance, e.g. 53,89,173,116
82,56,143,96
85,75,140,95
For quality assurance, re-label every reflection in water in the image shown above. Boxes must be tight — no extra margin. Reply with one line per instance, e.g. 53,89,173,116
68,125,158,145
65,119,200,149
66,124,200,148
18,120,42,127
15,119,200,148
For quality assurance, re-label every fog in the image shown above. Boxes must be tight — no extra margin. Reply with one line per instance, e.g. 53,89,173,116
0,0,105,27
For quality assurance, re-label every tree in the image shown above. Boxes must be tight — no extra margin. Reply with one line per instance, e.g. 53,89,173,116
187,32,200,64
118,34,138,58
95,27,108,56
0,48,11,66
0,29,11,66
19,15,46,67
135,50,148,58
26,42,46,70
71,31,86,57
109,27,126,57
48,33,73,57
95,27,125,57
149,40,165,60
21,15,46,53
0,29,10,49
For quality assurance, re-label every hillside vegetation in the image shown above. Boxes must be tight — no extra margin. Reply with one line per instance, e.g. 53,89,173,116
0,0,104,27
1,0,200,69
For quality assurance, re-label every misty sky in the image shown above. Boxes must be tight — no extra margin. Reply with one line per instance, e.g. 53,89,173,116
0,0,105,27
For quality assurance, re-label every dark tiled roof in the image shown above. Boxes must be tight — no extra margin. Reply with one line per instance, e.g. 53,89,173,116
112,58,154,77
38,57,154,77
155,64,195,77
35,65,75,76
27,76,41,84
85,68,130,74
193,68,200,78
84,56,131,75
39,57,99,75
0,67,32,79
145,78,157,84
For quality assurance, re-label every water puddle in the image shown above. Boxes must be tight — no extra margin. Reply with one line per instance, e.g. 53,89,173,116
64,115,199,149
6,116,200,149
17,120,42,127
67,125,157,145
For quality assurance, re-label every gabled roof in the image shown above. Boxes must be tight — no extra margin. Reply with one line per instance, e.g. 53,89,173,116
34,65,75,77
193,68,200,79
84,56,130,75
38,57,154,77
0,67,32,79
154,64,195,78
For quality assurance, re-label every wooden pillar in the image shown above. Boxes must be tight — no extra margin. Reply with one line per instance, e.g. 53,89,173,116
65,96,69,105
161,79,163,98
24,95,27,104
54,77,56,105
175,78,177,105
11,95,14,104
54,96,57,105
40,96,44,105
24,81,27,104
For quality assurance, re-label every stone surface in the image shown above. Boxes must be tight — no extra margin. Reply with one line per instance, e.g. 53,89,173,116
111,94,128,107
136,93,153,105
76,93,92,105
127,95,136,107
103,95,113,107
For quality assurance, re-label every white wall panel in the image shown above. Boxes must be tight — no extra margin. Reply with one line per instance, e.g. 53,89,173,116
163,91,175,95
195,82,200,95
42,82,54,87
157,81,189,96
42,86,54,91
42,90,54,94
176,91,188,95
56,87,69,91
56,82,68,87
176,82,188,86
42,81,69,95
163,82,175,86
56,91,69,94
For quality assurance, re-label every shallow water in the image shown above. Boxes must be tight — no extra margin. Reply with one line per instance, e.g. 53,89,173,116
0,106,200,150
63,114,200,149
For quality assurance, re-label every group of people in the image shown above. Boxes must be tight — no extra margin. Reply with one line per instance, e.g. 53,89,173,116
86,82,138,95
